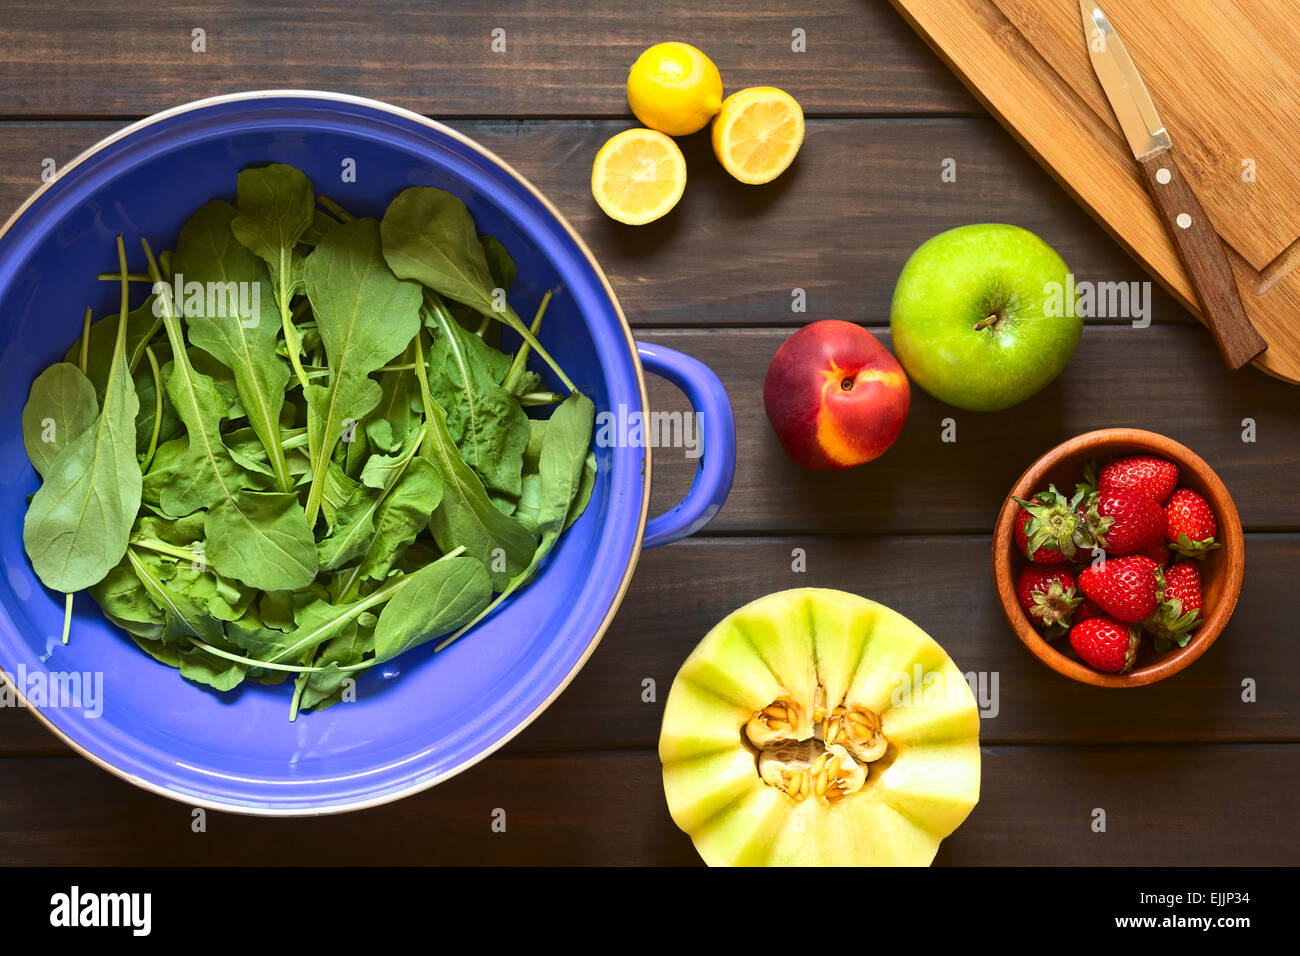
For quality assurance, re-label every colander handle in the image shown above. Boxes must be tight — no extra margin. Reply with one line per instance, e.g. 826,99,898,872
636,343,736,548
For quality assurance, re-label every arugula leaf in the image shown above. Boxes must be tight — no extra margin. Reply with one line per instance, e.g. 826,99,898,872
131,511,206,552
296,628,369,712
479,235,516,293
424,297,529,497
414,335,537,589
186,345,245,418
64,296,162,393
298,208,341,249
533,392,596,541
371,553,491,662
319,428,435,582
173,199,292,490
379,186,575,392
179,640,248,692
125,548,224,644
567,451,598,531
321,459,361,528
301,217,423,525
150,352,249,516
204,491,319,591
133,347,180,461
316,485,380,572
140,435,187,509
24,238,142,594
435,392,594,653
22,362,98,479
127,633,181,666
89,555,166,638
142,240,318,591
221,563,420,668
231,163,315,390
355,457,443,585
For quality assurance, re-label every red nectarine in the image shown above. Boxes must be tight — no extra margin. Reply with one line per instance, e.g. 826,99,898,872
763,320,910,470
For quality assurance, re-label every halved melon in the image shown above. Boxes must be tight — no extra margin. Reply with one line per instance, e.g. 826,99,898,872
660,588,981,866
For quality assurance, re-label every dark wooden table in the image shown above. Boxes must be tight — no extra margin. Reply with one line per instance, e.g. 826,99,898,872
1,0,1296,866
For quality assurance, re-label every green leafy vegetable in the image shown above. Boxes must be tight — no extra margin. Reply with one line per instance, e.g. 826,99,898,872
22,362,99,479
380,186,575,391
173,199,292,491
414,334,537,589
23,238,142,595
372,554,491,661
436,391,594,653
424,295,529,497
21,164,598,720
230,163,316,390
142,240,318,591
301,217,422,524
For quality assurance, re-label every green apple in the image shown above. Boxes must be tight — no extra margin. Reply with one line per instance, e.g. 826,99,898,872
889,224,1080,412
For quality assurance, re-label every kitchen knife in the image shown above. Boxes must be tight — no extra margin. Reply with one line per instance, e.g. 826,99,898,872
1079,1,1268,370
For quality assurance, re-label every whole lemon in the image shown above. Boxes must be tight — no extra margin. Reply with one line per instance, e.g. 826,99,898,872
627,42,723,137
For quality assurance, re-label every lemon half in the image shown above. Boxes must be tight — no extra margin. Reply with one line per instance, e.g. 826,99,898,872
712,86,805,185
591,128,687,225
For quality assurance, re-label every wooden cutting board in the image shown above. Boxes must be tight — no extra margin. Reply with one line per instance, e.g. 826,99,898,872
888,0,1300,383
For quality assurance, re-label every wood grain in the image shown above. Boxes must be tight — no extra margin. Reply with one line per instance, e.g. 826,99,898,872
0,0,975,119
0,119,1187,328
994,0,1300,272
0,745,1294,865
887,0,1300,384
5,534,1296,757
0,2,1297,866
637,326,1300,534
1137,152,1267,370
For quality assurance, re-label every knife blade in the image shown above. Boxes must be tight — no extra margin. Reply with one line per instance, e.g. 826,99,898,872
1079,1,1267,370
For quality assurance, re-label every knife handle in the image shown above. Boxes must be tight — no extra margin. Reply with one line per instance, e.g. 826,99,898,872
1137,152,1267,371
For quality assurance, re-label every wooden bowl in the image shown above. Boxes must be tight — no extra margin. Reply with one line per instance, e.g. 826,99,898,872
992,428,1244,687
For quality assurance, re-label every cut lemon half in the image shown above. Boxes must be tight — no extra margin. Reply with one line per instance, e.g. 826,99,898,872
712,86,805,185
591,128,687,226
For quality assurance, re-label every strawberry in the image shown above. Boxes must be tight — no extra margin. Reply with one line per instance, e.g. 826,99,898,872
1078,554,1159,623
1097,455,1179,505
1016,566,1082,634
1013,486,1089,563
1080,489,1167,555
1165,488,1220,559
1137,538,1170,568
1075,598,1105,623
1144,561,1203,647
1069,616,1140,673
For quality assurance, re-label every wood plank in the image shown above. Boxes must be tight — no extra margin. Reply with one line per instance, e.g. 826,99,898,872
524,533,1300,751
0,0,975,119
0,119,1187,328
638,326,1300,534
5,534,1295,756
0,745,1294,864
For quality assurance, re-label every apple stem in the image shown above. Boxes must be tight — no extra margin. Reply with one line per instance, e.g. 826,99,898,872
973,313,1000,332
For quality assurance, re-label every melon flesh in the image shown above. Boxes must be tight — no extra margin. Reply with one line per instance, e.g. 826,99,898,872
659,588,981,867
